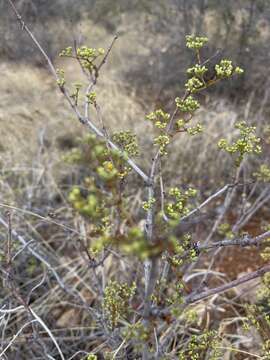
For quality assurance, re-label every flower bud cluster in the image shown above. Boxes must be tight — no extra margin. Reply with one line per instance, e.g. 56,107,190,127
112,131,139,157
175,96,200,113
253,164,270,182
103,281,136,329
146,109,170,129
218,121,261,166
186,35,208,50
166,187,197,219
215,59,244,78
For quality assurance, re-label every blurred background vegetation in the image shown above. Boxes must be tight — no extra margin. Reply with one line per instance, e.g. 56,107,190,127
2,0,270,96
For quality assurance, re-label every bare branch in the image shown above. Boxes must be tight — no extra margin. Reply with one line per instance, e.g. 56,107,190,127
0,214,66,290
200,230,270,251
0,320,38,358
185,264,270,304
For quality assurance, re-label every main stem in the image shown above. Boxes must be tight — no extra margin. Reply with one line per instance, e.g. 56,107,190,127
142,150,161,359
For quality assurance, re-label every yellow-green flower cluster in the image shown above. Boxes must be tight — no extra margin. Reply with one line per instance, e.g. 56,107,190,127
154,135,170,155
112,131,139,157
187,64,208,77
169,255,184,267
189,247,199,262
243,304,261,331
142,197,156,211
185,77,204,93
215,59,244,78
122,321,150,343
100,159,131,181
255,272,270,304
68,186,103,219
77,46,104,59
262,340,270,359
167,282,185,306
67,152,112,237
69,133,133,181
166,187,197,220
65,133,138,254
253,164,270,182
186,35,208,50
169,235,185,256
78,46,105,71
87,355,97,360
62,148,82,163
64,134,106,166
86,91,96,104
217,223,235,240
235,66,244,74
97,161,118,180
121,227,151,260
70,82,83,104
215,59,233,77
218,121,261,166
68,187,82,209
103,281,136,329
261,247,270,262
146,109,170,129
184,309,198,324
165,233,195,269
176,118,185,129
175,96,200,113
56,68,65,87
187,123,203,136
171,187,197,198
59,46,73,57
178,331,221,360
59,45,105,72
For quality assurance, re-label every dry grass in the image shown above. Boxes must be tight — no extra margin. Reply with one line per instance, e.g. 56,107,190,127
0,40,240,185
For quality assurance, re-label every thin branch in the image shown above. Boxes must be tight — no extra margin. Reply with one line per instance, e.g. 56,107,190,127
0,202,80,235
151,262,270,319
0,215,66,290
199,230,270,251
6,0,58,79
30,308,65,360
181,183,234,221
97,35,118,72
84,35,118,119
0,305,24,314
12,240,35,260
185,264,270,304
26,268,47,305
232,188,270,232
6,0,149,184
6,211,12,267
159,161,169,222
0,320,38,358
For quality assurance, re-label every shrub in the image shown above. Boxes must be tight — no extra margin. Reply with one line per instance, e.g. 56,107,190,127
2,2,270,359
